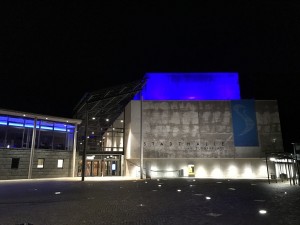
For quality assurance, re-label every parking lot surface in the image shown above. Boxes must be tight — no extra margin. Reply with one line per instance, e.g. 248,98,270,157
0,177,299,225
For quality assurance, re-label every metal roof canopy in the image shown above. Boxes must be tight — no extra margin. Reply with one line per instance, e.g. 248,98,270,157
73,78,146,138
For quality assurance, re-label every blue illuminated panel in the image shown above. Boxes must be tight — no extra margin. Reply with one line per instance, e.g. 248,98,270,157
134,72,240,100
231,100,259,146
0,115,74,133
40,120,53,130
24,119,35,128
54,123,67,132
8,117,24,127
66,125,75,133
0,116,8,125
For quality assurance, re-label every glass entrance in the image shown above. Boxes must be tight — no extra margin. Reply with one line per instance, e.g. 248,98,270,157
92,161,99,176
104,159,120,176
78,155,121,177
84,160,100,176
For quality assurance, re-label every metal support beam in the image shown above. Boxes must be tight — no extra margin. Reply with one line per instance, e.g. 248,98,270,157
81,103,89,181
28,117,37,179
140,92,143,179
265,154,270,184
72,124,78,177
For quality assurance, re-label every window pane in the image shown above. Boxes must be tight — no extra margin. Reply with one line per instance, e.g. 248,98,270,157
40,120,53,130
53,132,66,150
66,132,74,151
0,116,8,125
37,158,44,168
11,158,20,169
6,126,24,148
23,127,33,149
24,119,35,128
38,130,53,149
66,125,75,133
0,125,6,148
8,117,24,127
54,123,66,132
113,131,123,148
57,159,64,168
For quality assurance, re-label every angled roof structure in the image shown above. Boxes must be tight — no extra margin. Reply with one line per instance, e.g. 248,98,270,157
73,78,146,139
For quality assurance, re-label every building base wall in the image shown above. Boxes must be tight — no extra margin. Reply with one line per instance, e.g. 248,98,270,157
126,158,273,179
0,149,77,180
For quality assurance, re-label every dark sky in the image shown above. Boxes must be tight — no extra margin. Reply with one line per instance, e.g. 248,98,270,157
1,0,300,151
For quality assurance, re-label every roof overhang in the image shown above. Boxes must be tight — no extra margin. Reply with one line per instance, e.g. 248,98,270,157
0,108,82,125
73,78,146,136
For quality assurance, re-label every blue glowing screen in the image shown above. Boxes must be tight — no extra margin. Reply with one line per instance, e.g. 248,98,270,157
133,72,240,100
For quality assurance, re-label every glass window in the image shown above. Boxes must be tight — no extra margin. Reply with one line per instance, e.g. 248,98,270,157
40,120,53,131
57,159,64,168
104,132,112,148
11,158,20,169
113,131,123,149
53,132,66,150
37,158,44,168
0,125,7,148
66,125,75,133
38,130,53,149
22,127,33,149
66,132,74,151
8,117,24,127
6,126,24,148
24,119,35,128
0,116,78,151
112,113,124,129
54,123,66,132
0,116,8,126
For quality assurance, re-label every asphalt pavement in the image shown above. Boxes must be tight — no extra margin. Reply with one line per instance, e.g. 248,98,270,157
0,177,299,225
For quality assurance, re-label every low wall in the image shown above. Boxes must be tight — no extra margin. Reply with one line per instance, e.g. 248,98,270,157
0,149,77,180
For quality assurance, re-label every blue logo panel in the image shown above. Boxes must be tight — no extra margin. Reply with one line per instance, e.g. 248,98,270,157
231,100,259,146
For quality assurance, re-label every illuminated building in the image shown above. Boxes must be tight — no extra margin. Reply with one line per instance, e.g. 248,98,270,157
0,72,285,180
0,109,81,179
76,73,284,179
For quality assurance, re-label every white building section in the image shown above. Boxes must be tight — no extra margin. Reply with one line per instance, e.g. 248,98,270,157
123,100,283,179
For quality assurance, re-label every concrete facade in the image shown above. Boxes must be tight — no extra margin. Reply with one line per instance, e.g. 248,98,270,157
124,100,282,179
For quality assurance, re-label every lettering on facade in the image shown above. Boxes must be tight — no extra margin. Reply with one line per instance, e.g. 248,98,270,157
143,141,227,151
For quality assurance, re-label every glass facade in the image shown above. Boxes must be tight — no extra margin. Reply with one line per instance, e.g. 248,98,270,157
101,127,124,152
78,113,124,153
0,115,76,151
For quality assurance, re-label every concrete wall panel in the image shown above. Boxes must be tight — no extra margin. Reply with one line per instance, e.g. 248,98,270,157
255,100,283,152
124,100,283,178
0,149,75,180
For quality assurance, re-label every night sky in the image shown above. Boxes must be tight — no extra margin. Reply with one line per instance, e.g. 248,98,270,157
1,1,300,152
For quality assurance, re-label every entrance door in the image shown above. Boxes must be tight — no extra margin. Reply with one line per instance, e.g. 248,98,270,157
78,155,122,177
104,160,120,176
92,161,99,176
85,161,92,176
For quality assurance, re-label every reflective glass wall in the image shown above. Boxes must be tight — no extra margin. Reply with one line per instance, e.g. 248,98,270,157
100,114,124,152
78,113,124,152
0,115,76,150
